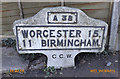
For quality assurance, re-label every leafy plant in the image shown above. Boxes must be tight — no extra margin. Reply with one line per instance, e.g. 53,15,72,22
1,38,16,48
44,66,56,76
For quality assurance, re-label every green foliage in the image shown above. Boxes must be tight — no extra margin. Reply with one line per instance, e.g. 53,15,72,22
1,38,16,48
44,66,56,76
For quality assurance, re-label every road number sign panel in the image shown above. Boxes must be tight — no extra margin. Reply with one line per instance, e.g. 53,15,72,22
47,12,77,24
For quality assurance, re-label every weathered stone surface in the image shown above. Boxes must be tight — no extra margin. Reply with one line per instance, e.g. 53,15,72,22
13,7,108,68
2,47,18,57
2,47,29,73
29,55,46,70
29,62,45,70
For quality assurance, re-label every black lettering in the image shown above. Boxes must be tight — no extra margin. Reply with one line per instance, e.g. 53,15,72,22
43,30,48,37
29,30,35,37
47,39,49,47
21,30,28,38
53,15,58,21
23,40,26,47
29,40,31,47
66,54,72,58
62,15,67,21
93,39,100,46
50,30,55,37
57,30,62,37
37,30,42,38
51,39,56,47
76,30,81,37
80,39,86,46
74,40,79,46
59,54,63,58
63,30,68,38
93,30,99,37
87,39,91,46
68,15,72,21
64,39,66,47
68,39,73,46
69,30,75,37
52,54,56,59
89,30,91,37
57,39,63,46
42,40,46,47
